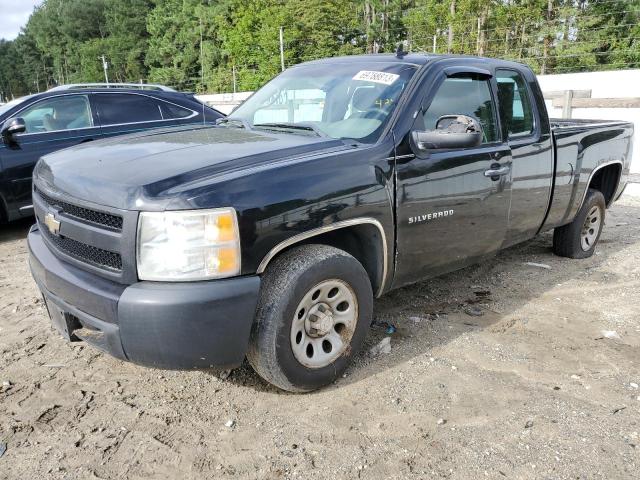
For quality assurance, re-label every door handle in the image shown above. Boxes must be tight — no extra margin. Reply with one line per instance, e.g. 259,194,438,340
484,163,510,180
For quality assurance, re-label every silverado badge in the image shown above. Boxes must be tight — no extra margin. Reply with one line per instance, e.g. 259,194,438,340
408,209,454,225
44,212,61,236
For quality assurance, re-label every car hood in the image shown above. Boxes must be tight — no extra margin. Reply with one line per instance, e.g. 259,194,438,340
34,125,348,210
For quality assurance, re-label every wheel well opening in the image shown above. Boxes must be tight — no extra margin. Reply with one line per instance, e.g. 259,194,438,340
264,224,386,296
589,164,621,206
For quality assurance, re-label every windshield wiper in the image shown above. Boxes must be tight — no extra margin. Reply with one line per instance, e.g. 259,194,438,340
252,122,325,137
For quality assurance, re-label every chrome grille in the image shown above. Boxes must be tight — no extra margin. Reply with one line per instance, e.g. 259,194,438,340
35,186,123,231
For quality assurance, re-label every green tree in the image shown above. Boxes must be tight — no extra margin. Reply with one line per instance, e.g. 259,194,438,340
1,0,638,97
145,0,211,89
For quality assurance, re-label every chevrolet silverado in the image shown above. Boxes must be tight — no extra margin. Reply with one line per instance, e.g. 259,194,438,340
28,53,634,391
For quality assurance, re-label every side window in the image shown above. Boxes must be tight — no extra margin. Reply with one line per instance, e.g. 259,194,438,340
496,69,534,138
18,95,93,133
421,76,498,144
95,94,162,125
159,101,195,120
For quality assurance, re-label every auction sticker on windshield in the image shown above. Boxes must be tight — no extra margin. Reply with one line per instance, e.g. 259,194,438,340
353,70,400,85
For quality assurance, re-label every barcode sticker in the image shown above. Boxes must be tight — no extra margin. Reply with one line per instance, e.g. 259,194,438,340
352,70,400,85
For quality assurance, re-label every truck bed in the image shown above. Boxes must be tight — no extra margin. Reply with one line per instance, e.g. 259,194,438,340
550,118,633,130
541,118,634,233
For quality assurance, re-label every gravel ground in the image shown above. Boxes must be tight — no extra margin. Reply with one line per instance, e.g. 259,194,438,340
1,195,639,479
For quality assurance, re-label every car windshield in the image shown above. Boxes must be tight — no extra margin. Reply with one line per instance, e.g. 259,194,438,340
229,62,417,143
0,95,35,117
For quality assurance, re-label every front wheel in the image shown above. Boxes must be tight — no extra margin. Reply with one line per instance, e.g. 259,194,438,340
247,244,373,392
553,188,606,259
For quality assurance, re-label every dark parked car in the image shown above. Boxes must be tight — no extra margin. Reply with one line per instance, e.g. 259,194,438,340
0,83,223,222
29,54,633,392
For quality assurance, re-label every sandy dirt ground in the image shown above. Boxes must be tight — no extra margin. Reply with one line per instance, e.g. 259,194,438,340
1,196,639,480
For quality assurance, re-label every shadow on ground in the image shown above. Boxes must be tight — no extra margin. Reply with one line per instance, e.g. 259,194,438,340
0,217,33,244
3,204,637,395
224,202,640,392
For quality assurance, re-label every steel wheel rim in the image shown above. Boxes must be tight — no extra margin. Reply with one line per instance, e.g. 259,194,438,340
290,279,358,369
581,205,601,251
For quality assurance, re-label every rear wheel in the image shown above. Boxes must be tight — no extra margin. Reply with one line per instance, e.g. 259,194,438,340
553,188,606,259
247,244,373,392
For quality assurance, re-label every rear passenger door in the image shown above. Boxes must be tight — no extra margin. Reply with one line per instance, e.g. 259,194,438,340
495,68,553,247
93,93,171,138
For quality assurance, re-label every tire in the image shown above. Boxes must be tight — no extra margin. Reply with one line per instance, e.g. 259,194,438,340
553,188,606,259
247,244,373,392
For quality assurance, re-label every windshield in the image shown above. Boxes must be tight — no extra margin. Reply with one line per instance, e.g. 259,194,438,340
0,95,35,117
230,62,417,143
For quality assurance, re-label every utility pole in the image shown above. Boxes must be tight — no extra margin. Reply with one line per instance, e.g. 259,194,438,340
199,17,204,88
279,26,285,71
232,64,237,94
433,34,437,53
448,0,455,53
100,55,109,84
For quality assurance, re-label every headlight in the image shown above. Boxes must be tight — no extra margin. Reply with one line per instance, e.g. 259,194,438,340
137,208,240,281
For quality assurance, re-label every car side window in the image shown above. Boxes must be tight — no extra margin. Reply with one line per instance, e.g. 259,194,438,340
159,101,195,120
95,94,163,125
18,95,93,133
496,69,534,138
420,76,498,144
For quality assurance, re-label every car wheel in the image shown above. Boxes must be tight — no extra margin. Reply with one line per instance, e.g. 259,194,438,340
247,244,373,392
553,188,606,259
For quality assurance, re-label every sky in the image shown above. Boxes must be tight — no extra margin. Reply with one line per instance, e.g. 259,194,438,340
0,0,43,40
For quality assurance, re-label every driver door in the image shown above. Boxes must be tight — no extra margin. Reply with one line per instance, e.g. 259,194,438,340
393,72,512,288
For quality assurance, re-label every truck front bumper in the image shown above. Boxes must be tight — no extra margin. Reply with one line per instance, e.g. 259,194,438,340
28,225,261,370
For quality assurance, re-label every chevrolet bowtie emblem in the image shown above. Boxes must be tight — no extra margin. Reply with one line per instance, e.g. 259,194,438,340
44,212,61,236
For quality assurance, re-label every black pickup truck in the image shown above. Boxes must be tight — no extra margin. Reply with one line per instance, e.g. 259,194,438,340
28,53,633,392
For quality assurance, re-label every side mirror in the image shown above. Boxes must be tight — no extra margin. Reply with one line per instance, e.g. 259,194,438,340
1,117,26,142
411,114,482,151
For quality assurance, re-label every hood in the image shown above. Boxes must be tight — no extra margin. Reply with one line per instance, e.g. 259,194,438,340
34,125,347,210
